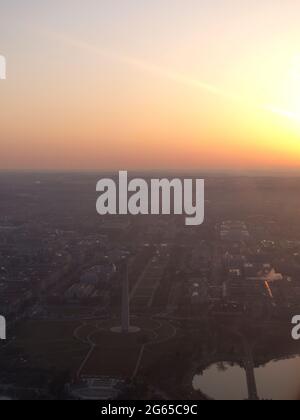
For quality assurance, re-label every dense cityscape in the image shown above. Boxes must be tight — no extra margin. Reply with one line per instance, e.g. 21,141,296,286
1,173,300,400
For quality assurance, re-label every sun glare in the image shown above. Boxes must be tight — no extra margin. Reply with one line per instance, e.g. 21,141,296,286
266,55,300,122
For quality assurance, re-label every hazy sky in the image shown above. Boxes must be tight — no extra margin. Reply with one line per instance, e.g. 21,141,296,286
1,0,300,171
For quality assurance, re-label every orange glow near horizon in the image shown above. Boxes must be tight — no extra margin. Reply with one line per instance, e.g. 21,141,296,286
1,1,300,172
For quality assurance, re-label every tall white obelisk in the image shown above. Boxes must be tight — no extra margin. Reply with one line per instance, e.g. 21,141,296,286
121,260,130,333
111,258,140,334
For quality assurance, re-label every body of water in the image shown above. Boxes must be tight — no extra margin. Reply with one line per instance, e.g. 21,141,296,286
193,357,300,400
